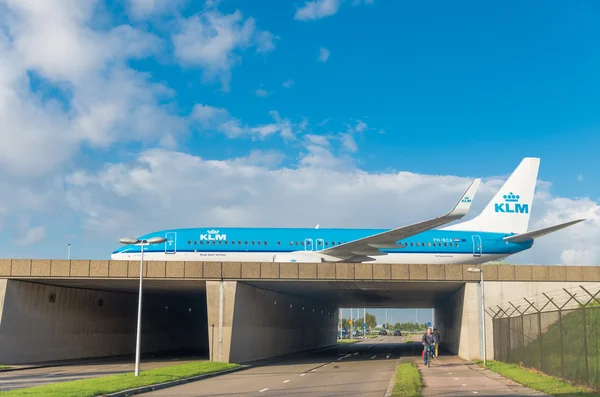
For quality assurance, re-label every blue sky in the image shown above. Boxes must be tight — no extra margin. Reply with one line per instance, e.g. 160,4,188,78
0,0,598,264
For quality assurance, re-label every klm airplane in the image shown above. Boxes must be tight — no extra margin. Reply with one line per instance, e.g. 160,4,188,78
112,158,584,264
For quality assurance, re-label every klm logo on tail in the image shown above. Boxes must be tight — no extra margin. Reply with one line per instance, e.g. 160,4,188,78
461,196,472,203
495,192,529,214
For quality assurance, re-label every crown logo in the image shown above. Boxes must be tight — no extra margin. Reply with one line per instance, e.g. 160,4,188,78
462,196,472,203
503,192,520,202
207,229,219,234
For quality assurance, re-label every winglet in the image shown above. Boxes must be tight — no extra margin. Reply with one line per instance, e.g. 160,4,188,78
443,178,481,220
503,219,585,243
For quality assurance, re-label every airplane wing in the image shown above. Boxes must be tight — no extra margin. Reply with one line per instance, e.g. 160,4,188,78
503,219,584,243
318,178,481,260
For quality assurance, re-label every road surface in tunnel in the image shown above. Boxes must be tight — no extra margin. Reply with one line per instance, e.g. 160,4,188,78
145,336,422,397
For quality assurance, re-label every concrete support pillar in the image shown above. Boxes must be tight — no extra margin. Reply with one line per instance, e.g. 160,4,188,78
206,281,338,363
434,283,480,361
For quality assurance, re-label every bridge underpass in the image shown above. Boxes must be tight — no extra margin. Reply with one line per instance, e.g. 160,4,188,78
0,259,599,365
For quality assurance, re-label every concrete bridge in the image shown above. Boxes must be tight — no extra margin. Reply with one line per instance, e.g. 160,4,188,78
0,259,598,365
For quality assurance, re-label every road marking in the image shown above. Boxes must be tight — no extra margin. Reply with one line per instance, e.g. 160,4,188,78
473,392,478,394
454,378,459,380
259,388,269,392
462,384,467,387
371,355,376,359
283,380,290,383
300,373,305,377
386,354,390,359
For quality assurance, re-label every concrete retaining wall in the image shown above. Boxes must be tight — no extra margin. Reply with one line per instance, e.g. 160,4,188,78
0,280,208,364
2,259,599,282
207,281,338,363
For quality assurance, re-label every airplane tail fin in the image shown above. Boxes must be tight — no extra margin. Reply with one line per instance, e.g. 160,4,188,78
443,157,540,234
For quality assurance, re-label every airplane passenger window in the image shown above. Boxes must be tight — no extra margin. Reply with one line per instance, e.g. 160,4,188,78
257,241,261,245
337,242,341,245
252,241,255,245
232,241,235,245
264,241,268,245
290,241,293,245
238,241,241,245
245,241,248,245
410,242,414,246
188,241,191,245
194,241,197,245
212,241,216,244
428,242,431,247
277,241,281,245
455,243,459,247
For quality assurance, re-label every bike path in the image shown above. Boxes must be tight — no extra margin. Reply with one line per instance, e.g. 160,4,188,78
419,355,548,396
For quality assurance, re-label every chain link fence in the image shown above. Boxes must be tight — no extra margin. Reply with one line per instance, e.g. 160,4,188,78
490,283,600,388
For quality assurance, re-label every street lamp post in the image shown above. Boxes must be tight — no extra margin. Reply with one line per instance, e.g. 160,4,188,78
468,267,486,368
119,236,167,376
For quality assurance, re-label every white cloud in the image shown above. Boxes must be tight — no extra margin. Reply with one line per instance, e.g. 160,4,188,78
305,134,331,147
294,0,373,21
126,0,187,19
256,88,270,97
17,226,46,246
318,47,330,62
294,0,341,21
0,0,183,177
190,105,295,140
339,133,358,152
282,79,295,88
63,149,600,266
354,120,368,133
172,8,276,91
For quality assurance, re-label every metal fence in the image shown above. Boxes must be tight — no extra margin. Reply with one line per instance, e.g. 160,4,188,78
490,283,600,388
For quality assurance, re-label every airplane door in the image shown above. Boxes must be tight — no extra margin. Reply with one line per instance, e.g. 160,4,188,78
472,235,482,257
165,232,176,254
304,238,313,251
315,238,325,251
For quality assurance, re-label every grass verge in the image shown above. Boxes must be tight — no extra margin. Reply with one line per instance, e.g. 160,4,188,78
0,366,10,370
0,361,239,397
391,362,422,397
477,361,599,397
337,339,359,344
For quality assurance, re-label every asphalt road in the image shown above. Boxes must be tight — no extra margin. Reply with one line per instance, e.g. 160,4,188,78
0,354,202,391
145,336,419,397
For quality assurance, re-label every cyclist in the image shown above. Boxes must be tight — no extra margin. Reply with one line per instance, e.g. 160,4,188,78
421,327,435,366
433,328,440,357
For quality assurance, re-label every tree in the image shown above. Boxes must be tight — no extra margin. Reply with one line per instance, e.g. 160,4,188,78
365,312,377,329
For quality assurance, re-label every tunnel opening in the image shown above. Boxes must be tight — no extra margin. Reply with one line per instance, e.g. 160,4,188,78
0,279,209,365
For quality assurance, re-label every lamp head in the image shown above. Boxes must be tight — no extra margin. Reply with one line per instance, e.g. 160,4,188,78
119,237,140,245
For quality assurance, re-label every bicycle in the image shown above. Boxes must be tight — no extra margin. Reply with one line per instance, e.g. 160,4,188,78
423,345,434,367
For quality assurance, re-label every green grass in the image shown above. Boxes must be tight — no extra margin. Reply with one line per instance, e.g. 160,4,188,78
0,366,10,370
0,361,238,397
391,362,422,397
337,339,359,344
478,361,600,397
498,305,600,387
